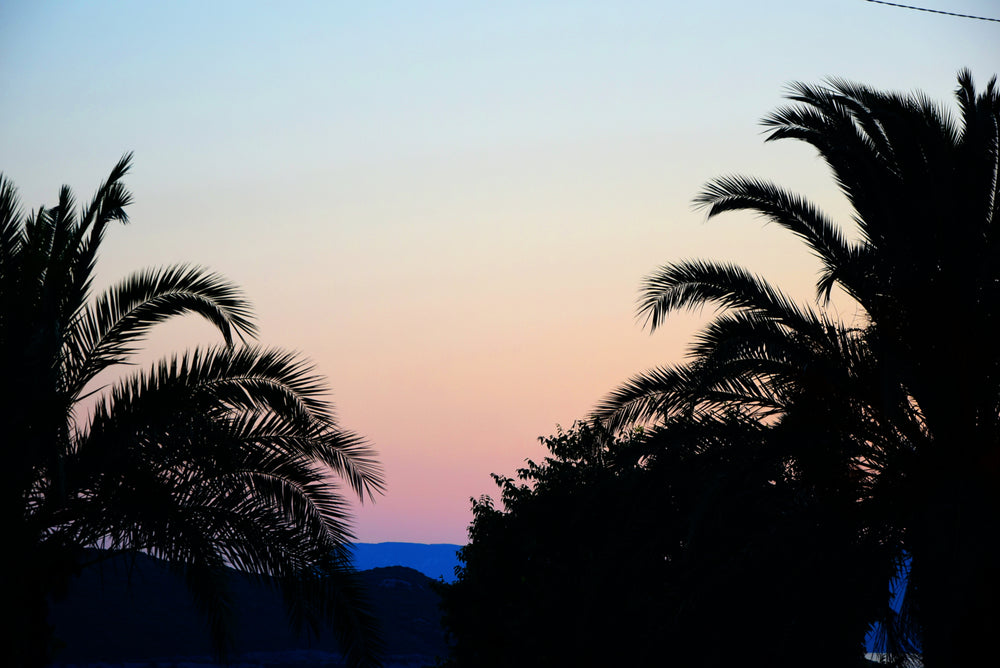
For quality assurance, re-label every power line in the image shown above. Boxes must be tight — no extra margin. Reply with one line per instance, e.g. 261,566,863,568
865,0,1000,23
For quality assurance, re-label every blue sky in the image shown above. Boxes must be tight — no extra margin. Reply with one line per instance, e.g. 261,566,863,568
2,1,997,542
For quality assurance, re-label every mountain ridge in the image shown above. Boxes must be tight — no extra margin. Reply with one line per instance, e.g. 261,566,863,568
49,550,449,667
351,542,461,582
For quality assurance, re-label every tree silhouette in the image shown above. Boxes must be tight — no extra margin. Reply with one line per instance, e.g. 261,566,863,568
597,70,1000,666
440,420,890,667
0,156,385,668
439,423,673,668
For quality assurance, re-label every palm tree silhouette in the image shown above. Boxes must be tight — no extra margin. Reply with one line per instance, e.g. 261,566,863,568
598,70,999,666
0,155,385,668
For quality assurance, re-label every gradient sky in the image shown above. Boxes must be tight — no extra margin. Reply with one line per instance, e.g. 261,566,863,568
2,1,997,543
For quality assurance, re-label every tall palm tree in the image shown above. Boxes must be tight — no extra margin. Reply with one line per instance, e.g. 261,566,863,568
596,269,919,664
0,156,385,668
598,70,999,666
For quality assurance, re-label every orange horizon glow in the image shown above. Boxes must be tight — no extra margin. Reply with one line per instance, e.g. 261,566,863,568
2,1,996,543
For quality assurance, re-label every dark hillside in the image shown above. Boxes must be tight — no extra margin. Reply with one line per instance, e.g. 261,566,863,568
48,552,446,666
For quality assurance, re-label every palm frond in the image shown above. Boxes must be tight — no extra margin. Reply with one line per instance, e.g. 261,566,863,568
65,346,384,663
638,259,819,333
593,365,696,430
281,547,384,668
695,175,855,289
82,346,382,492
65,266,258,395
67,153,133,312
0,174,24,309
75,152,133,237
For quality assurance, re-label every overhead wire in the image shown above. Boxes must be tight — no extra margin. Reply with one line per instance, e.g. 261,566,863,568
865,0,1000,23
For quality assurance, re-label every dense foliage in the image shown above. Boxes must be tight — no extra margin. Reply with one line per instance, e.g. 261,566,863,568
439,423,668,667
440,421,890,667
0,157,385,668
444,70,999,667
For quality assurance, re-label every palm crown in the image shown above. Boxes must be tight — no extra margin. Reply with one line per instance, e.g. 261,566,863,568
597,70,999,666
1,155,385,668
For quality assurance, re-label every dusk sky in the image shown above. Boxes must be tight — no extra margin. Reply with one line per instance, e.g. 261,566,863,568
2,1,997,543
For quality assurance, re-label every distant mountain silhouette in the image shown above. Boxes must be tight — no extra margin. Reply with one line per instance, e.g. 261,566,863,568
48,544,900,666
49,551,447,667
351,542,461,582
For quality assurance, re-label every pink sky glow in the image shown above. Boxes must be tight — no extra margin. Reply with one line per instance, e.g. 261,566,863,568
2,1,997,543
